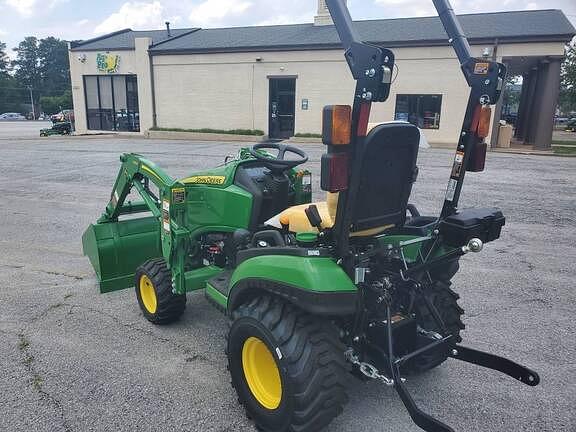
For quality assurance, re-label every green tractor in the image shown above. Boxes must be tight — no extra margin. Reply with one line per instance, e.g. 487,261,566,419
82,1,540,431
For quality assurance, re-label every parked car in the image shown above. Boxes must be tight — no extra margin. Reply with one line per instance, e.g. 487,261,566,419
50,109,74,123
565,118,576,132
0,112,27,121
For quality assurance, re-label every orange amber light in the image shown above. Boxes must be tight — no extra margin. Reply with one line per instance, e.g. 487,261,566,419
331,105,352,145
476,106,492,139
322,105,352,145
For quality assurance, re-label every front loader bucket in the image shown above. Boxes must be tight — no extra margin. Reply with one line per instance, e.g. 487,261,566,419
82,216,161,293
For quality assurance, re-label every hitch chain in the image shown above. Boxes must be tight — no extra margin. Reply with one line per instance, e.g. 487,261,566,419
344,349,403,387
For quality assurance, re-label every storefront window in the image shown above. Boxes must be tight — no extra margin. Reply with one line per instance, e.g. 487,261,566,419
84,75,139,132
395,94,442,129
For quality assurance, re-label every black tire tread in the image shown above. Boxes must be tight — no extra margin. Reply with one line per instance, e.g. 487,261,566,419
135,258,186,325
229,296,349,432
405,280,465,374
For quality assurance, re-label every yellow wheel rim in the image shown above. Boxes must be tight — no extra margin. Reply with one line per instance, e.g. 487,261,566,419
139,274,157,314
242,336,282,410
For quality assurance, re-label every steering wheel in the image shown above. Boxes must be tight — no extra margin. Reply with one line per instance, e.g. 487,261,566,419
249,143,309,172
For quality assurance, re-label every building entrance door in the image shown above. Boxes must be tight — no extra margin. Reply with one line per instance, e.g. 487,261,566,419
269,78,296,139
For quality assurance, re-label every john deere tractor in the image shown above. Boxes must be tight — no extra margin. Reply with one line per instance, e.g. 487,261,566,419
82,1,540,431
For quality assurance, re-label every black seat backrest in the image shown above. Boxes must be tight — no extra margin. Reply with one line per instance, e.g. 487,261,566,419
350,122,420,233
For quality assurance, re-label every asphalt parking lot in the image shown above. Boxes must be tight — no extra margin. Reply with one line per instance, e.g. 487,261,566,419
0,122,575,432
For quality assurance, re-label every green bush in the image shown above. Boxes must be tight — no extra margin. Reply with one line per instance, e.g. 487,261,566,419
151,127,264,136
294,132,322,138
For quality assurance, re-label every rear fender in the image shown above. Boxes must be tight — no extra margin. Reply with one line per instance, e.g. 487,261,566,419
227,255,357,316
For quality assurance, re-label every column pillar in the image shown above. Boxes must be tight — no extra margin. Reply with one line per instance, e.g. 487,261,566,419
514,72,530,140
533,58,562,150
525,65,544,146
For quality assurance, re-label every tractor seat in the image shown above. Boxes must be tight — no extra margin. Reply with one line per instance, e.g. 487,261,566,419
267,122,420,238
271,192,394,237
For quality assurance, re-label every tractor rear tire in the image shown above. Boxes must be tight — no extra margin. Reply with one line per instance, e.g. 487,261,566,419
227,296,349,432
404,280,465,374
135,258,186,325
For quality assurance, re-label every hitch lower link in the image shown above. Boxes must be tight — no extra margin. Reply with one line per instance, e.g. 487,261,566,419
346,344,540,432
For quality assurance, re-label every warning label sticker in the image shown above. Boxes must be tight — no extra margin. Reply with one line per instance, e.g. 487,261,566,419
446,179,458,202
474,62,490,75
451,151,465,178
162,199,170,232
111,190,119,207
172,188,186,204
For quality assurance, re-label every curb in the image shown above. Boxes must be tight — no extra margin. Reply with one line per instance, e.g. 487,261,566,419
145,130,265,142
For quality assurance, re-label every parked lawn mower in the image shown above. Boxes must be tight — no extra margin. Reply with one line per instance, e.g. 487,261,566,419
40,121,72,137
82,1,540,431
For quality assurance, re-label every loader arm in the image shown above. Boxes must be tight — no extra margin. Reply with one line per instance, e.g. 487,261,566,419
98,153,177,223
85,153,191,294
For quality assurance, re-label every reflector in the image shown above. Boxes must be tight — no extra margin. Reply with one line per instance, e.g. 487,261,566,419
472,105,492,139
321,152,349,192
467,142,487,172
322,105,352,145
477,106,492,138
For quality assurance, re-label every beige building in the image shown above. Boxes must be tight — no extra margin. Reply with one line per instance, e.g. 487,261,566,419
69,2,574,149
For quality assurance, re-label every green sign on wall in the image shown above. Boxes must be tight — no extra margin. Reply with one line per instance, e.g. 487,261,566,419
96,53,120,74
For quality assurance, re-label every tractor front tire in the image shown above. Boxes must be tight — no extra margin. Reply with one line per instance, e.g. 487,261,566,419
404,280,465,374
135,258,186,325
227,296,349,432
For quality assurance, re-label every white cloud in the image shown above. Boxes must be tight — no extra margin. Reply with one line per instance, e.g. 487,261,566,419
94,1,165,34
257,12,313,26
0,28,6,36
5,0,37,17
188,0,252,26
48,0,69,9
373,0,436,17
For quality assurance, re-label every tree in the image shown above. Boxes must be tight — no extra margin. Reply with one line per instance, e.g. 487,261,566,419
502,75,521,117
40,89,72,115
0,41,10,77
559,40,576,115
0,76,25,113
38,37,70,96
0,40,25,113
12,37,40,89
11,36,72,117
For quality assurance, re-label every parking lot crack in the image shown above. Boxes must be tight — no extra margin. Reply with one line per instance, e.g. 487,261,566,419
34,269,85,281
68,304,210,363
17,332,73,432
0,261,85,281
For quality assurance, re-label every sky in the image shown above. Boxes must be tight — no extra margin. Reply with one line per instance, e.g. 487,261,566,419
0,0,575,57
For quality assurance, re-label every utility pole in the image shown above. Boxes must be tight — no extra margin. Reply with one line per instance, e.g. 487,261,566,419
28,86,35,119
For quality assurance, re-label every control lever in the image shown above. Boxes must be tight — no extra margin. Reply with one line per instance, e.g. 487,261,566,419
305,205,323,231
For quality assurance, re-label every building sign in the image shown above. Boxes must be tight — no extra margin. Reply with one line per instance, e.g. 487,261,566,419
96,53,120,74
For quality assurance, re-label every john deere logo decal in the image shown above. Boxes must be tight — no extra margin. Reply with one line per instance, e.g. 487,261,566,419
182,176,226,185
96,53,120,73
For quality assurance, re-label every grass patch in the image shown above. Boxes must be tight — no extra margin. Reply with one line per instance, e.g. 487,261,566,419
18,334,30,351
23,353,34,366
553,146,576,156
151,127,264,136
294,132,322,138
32,375,44,390
552,140,576,146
